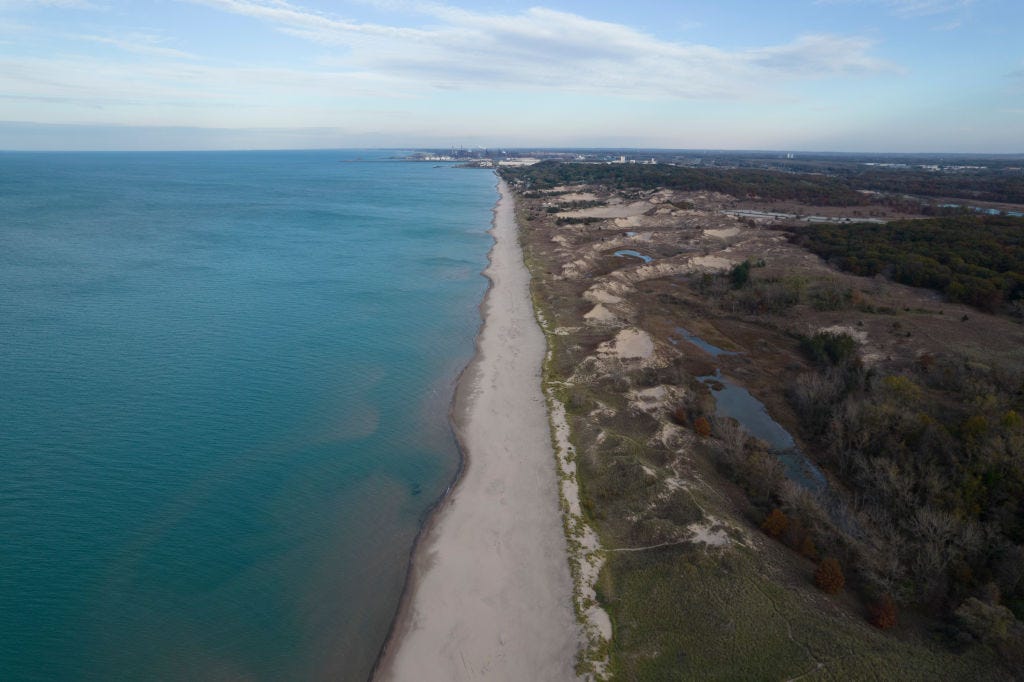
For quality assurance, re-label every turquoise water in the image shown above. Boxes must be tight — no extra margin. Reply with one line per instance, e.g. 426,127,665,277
0,151,496,680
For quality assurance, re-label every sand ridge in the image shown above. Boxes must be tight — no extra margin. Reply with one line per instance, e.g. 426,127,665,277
375,179,579,681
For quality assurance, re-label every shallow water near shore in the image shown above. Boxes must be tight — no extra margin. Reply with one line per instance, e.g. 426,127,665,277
0,150,496,680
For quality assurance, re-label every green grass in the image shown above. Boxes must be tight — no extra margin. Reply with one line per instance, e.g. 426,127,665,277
602,545,1006,681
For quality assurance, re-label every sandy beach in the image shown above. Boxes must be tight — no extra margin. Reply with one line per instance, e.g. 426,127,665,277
375,178,579,681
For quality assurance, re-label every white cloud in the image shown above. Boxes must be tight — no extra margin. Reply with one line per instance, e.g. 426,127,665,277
182,1,896,99
816,0,975,17
73,33,199,59
751,35,893,74
885,0,975,15
183,0,433,41
0,0,906,138
0,53,416,127
0,0,104,8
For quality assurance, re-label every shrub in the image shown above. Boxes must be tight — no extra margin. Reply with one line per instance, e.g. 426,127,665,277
738,450,786,507
955,597,1016,642
693,416,712,437
815,558,846,594
671,405,689,425
730,260,752,288
881,375,922,402
799,535,818,560
800,331,859,366
761,508,790,538
810,280,852,310
869,594,898,629
781,517,810,553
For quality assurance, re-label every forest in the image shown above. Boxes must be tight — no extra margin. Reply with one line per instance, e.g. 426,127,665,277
853,168,1024,204
785,215,1024,313
782,332,1024,669
688,154,1024,205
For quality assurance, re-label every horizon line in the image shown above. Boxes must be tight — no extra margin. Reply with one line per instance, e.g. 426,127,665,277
3,146,1023,157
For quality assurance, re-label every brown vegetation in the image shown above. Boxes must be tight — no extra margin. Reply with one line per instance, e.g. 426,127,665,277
815,558,846,594
693,416,712,437
869,595,898,630
761,508,790,538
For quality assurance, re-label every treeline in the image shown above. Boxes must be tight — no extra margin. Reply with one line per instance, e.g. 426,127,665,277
728,161,1024,205
786,215,1024,313
855,169,1024,205
500,162,871,206
502,161,1024,206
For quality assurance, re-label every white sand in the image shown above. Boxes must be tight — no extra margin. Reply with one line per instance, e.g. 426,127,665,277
686,519,732,547
598,328,655,360
584,303,618,324
705,227,740,239
557,192,600,202
376,179,579,681
689,255,734,271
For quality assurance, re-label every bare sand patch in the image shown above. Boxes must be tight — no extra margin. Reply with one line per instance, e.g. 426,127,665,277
706,227,741,239
690,255,734,271
599,328,655,360
584,303,619,324
584,285,624,305
560,201,652,219
818,324,869,344
558,192,600,202
686,519,732,547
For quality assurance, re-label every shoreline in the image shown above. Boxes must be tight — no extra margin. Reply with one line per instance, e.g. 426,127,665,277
374,177,579,680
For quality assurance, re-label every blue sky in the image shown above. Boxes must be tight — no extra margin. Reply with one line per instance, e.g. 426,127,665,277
0,0,1021,151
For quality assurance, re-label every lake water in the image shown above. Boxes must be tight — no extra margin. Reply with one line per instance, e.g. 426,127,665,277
613,249,652,263
678,330,829,494
0,150,496,680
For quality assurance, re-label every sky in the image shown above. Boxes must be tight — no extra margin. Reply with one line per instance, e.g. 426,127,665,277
0,0,1021,151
